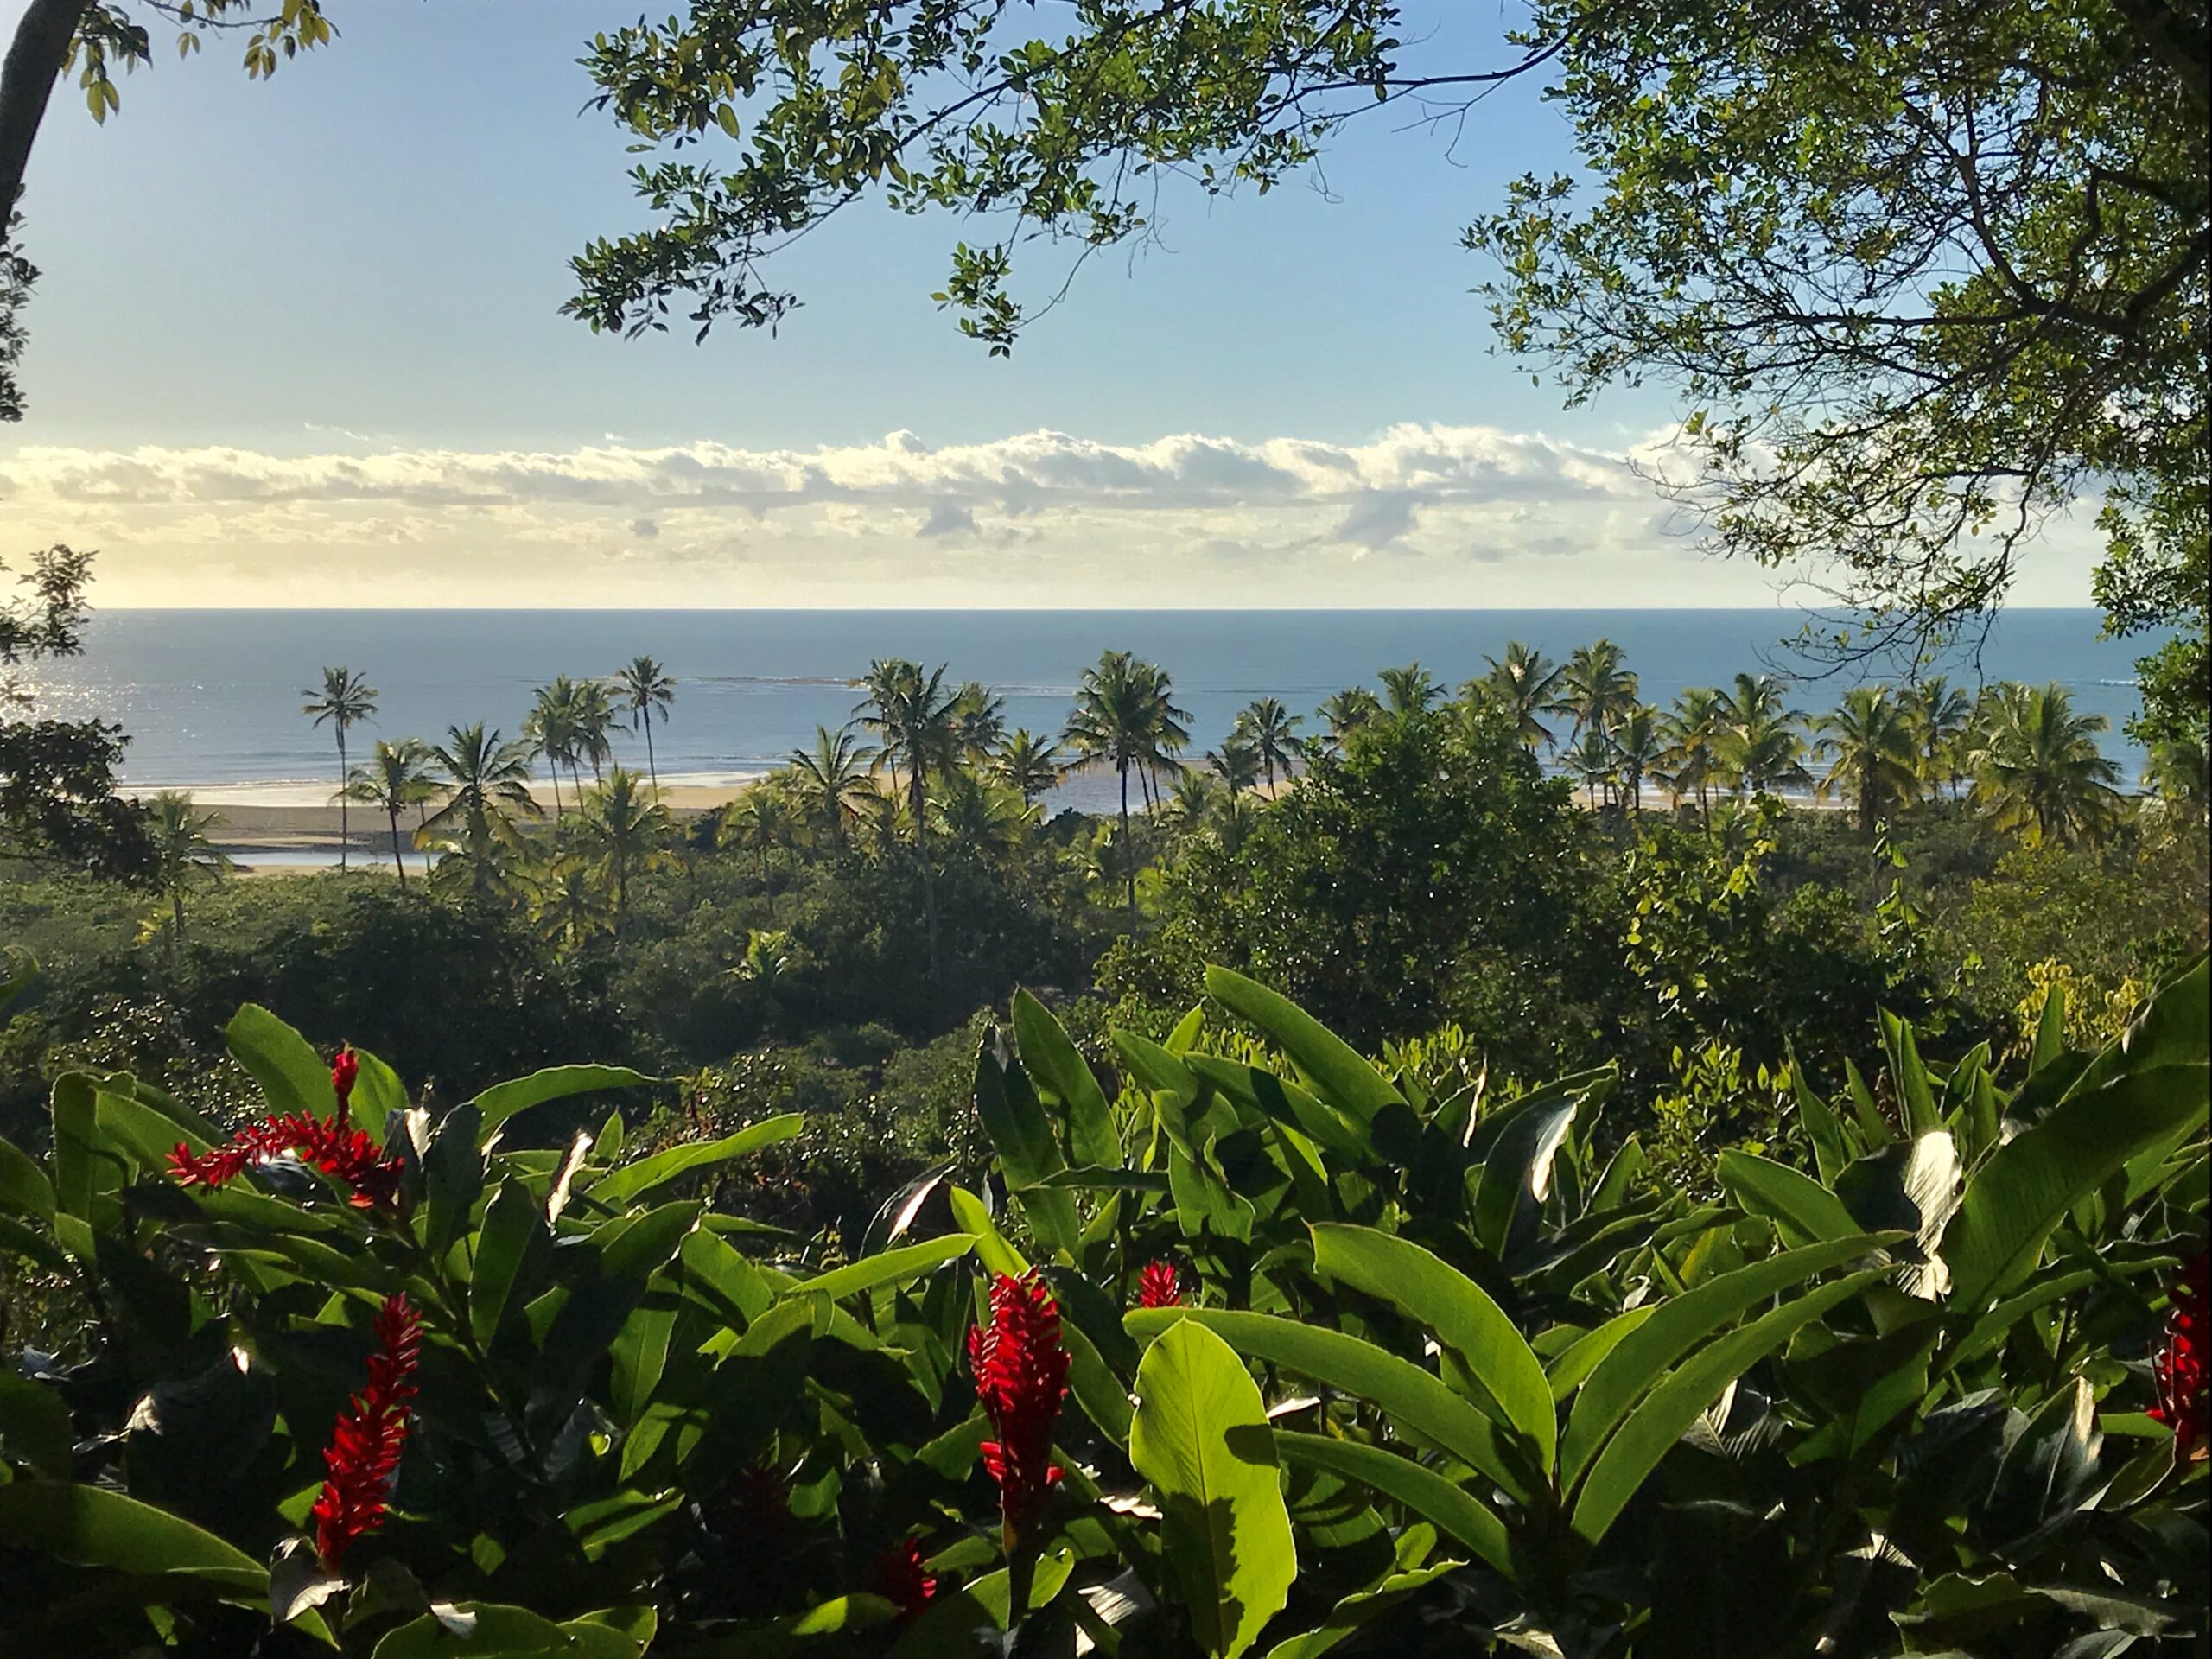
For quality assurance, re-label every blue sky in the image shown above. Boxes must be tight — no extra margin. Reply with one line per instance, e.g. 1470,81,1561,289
0,1,2101,607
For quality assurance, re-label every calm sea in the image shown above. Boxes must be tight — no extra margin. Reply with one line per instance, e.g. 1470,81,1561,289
29,609,2153,810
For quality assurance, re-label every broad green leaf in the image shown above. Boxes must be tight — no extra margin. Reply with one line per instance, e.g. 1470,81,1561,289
564,1491,681,1561
1942,1060,2209,1312
1569,1269,1886,1542
1559,1233,1897,1488
1113,1030,1202,1122
1880,1011,1940,1137
0,1131,54,1222
351,1047,410,1146
1717,1151,1859,1247
1014,988,1119,1170
1310,1224,1554,1475
95,1088,213,1173
1205,966,1403,1122
2029,980,2067,1073
471,1065,652,1141
0,1481,268,1598
588,1116,802,1208
0,1373,72,1477
1789,1063,1854,1185
1274,1432,1513,1579
224,1003,335,1120
786,1234,976,1302
1264,1558,1460,1659
610,1304,675,1427
1128,1306,1537,1506
973,1027,1080,1254
470,1180,547,1349
1130,1320,1296,1659
1546,1307,1656,1402
371,1603,643,1657
948,1185,1030,1278
423,1103,484,1259
887,1546,1074,1657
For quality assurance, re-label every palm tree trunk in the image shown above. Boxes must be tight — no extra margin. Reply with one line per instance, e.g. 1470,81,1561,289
1119,759,1136,927
645,718,659,794
550,762,564,821
171,887,185,945
388,806,407,884
337,729,349,870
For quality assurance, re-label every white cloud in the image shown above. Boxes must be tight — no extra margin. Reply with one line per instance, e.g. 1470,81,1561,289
0,421,2101,607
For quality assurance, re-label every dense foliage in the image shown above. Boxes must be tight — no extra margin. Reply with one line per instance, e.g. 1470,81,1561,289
0,952,2202,1654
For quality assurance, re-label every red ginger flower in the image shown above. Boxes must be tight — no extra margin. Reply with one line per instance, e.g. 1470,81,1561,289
331,1044,359,1118
311,1293,422,1573
2150,1250,2209,1459
872,1536,938,1618
1137,1259,1183,1309
967,1271,1069,1530
169,1109,402,1209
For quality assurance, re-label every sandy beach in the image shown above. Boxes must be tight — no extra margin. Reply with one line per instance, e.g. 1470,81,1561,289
189,782,747,855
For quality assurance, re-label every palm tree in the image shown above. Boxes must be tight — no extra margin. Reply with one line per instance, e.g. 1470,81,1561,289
613,655,677,793
1970,682,2123,845
855,659,963,984
575,766,677,931
420,723,541,897
524,676,589,817
1610,706,1664,815
1232,696,1304,789
788,725,880,844
2143,733,2210,819
1166,770,1220,834
345,737,437,883
931,766,1036,862
1659,687,1727,824
1567,728,1618,808
993,728,1064,808
302,666,378,870
1477,641,1565,751
531,854,614,952
1556,640,1638,742
1813,687,1922,834
1063,650,1190,924
723,784,800,900
1377,664,1441,715
147,791,229,951
573,680,617,784
1207,734,1262,794
1899,676,1972,802
1716,673,1808,796
951,680,1007,764
1315,687,1382,755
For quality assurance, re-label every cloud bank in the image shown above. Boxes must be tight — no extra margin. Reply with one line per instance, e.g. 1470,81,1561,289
0,422,2096,607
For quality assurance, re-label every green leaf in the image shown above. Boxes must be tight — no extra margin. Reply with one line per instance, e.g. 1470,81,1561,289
0,1481,268,1599
1789,1065,1853,1186
1545,1307,1655,1402
470,1065,652,1141
1130,1322,1296,1659
786,1234,976,1302
1127,1306,1538,1506
1559,1233,1897,1488
947,1185,1030,1278
470,1180,548,1349
588,1116,802,1208
423,1104,485,1259
1569,1269,1886,1541
564,1491,681,1561
371,1602,644,1657
1014,988,1118,1170
887,1546,1074,1657
1309,1224,1554,1475
1274,1432,1512,1579
1880,1011,1940,1137
0,1131,54,1223
224,1003,335,1120
1942,1056,2209,1312
1717,1150,1860,1247
973,1027,1080,1254
0,1373,73,1478
1205,966,1403,1122
1263,1558,1460,1659
2029,980,2067,1073
351,1047,411,1147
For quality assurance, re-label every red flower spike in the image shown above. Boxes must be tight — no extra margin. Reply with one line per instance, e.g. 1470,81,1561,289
2150,1250,2209,1459
170,1108,403,1210
1137,1260,1183,1309
967,1271,1069,1532
311,1293,422,1574
331,1045,359,1119
873,1536,938,1618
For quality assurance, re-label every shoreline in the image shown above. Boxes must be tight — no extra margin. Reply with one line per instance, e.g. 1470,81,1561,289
195,783,748,858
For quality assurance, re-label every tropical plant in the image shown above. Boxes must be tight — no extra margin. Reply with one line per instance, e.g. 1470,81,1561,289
573,678,618,784
1476,639,1566,750
419,722,540,897
1557,639,1639,741
931,766,1036,861
1231,696,1303,788
530,850,615,950
1206,734,1262,794
1900,674,1974,799
1814,685,1923,834
1972,682,2126,845
856,659,963,985
1376,662,1441,715
613,654,677,792
1609,704,1664,815
2144,732,2210,818
721,780,801,899
1719,673,1810,796
524,675,590,817
574,766,677,931
1063,650,1189,922
787,724,880,843
143,789,229,947
302,666,378,870
951,679,1007,763
1314,686,1382,754
342,737,437,883
2,960,2198,1656
993,728,1064,808
1658,685,1727,823
1568,725,1618,807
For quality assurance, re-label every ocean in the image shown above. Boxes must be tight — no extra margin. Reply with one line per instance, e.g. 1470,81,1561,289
27,609,2154,811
